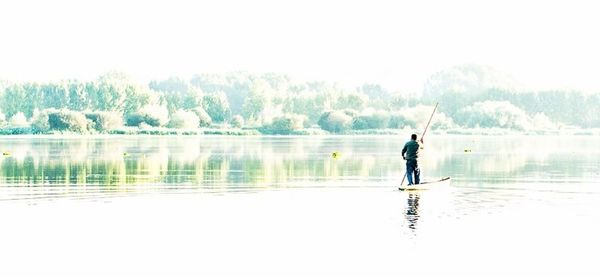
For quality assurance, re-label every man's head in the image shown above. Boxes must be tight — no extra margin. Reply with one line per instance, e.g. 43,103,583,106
411,134,417,140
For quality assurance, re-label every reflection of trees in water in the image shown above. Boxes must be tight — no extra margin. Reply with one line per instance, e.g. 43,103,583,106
0,136,597,190
404,193,421,230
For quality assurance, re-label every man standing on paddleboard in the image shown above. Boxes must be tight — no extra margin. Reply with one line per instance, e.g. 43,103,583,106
402,134,422,185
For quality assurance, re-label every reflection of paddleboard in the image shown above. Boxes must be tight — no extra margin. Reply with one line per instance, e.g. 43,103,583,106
398,177,451,191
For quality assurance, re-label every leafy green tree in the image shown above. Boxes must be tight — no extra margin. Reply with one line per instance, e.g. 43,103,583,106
67,81,88,111
150,77,204,113
334,92,368,111
31,109,52,132
1,85,27,118
85,111,123,132
126,104,169,127
351,111,390,130
42,83,69,109
202,92,231,123
123,87,155,116
89,72,135,112
47,109,90,133
283,93,332,125
318,111,353,133
423,65,517,117
231,115,244,128
358,83,390,100
9,112,28,127
388,112,416,129
455,101,531,130
583,95,600,127
242,91,267,124
190,72,253,115
23,82,44,117
168,110,200,129
260,114,305,135
149,77,192,94
192,107,212,127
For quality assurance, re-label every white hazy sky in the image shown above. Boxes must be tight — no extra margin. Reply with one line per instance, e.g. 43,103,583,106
1,0,599,91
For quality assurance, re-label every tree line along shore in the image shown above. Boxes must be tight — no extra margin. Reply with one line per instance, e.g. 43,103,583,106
1,65,599,135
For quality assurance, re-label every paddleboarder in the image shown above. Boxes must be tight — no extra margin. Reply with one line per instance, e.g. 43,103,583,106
402,134,422,185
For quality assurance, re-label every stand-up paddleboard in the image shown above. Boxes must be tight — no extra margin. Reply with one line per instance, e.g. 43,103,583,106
398,177,451,191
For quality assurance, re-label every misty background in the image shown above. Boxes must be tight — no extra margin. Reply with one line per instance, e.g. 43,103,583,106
1,0,599,134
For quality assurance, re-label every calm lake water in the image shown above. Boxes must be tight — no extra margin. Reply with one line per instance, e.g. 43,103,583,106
1,135,599,276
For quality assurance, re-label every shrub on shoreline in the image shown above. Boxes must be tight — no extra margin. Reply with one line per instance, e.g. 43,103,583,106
318,111,353,133
85,111,123,132
168,110,200,129
231,115,244,128
351,111,390,130
192,107,212,127
126,104,169,127
259,114,305,135
48,109,90,133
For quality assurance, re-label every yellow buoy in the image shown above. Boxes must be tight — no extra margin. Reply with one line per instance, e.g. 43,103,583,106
123,152,129,156
464,149,472,152
2,151,10,156
332,151,340,159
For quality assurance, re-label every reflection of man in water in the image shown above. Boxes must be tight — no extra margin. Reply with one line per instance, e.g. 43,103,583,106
405,193,420,230
402,134,421,185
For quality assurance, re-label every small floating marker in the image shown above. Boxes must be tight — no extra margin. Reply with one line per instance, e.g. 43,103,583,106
332,151,340,159
464,149,472,152
123,152,129,157
2,151,10,156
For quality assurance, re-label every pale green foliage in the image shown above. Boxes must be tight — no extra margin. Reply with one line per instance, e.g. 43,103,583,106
531,113,557,130
85,111,123,132
351,110,390,130
9,112,28,127
31,109,52,132
231,115,244,128
388,105,454,130
455,101,531,130
430,112,456,130
190,72,256,115
67,81,88,111
423,65,518,118
168,110,200,129
126,104,170,127
123,87,156,116
260,114,305,134
46,109,90,133
334,92,368,111
202,92,231,123
2,68,600,133
42,83,69,109
389,94,408,110
91,72,133,111
192,107,212,127
241,79,287,126
1,85,27,118
388,112,416,129
150,77,204,113
424,64,516,99
318,111,353,133
283,93,332,125
242,80,271,124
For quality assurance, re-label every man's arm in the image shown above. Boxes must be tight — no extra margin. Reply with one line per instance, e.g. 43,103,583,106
401,144,407,159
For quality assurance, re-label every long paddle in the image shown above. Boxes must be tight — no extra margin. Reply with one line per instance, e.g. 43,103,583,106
399,102,439,187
